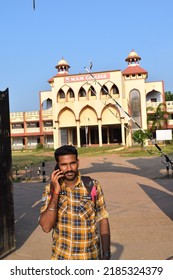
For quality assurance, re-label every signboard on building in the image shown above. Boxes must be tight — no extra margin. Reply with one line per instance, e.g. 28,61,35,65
64,72,110,83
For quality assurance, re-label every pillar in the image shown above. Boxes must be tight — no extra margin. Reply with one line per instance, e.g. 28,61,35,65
76,120,81,148
98,119,102,146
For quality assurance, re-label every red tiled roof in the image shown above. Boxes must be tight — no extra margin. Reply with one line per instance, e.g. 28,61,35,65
122,65,148,75
48,72,69,83
48,77,54,83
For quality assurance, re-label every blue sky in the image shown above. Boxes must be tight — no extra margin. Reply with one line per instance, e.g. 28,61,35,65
1,0,173,112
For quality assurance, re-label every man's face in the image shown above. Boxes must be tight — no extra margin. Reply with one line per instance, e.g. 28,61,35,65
58,154,79,181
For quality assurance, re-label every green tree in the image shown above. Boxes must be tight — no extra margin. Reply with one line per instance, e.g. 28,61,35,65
132,129,152,148
165,91,173,101
147,103,169,132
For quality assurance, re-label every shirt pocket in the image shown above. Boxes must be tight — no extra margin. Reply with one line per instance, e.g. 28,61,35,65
58,195,67,215
78,199,95,220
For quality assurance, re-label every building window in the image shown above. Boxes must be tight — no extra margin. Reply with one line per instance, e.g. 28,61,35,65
58,89,65,99
101,85,108,96
88,86,96,97
130,89,141,128
43,121,53,127
27,122,39,128
110,84,119,96
12,123,24,129
79,87,86,97
151,98,157,102
69,88,75,98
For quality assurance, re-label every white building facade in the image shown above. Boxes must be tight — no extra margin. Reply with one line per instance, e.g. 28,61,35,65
40,50,164,149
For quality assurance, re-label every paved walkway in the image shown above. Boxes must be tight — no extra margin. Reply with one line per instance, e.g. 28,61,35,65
3,153,173,260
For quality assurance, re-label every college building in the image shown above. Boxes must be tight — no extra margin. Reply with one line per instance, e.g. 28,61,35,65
10,50,173,150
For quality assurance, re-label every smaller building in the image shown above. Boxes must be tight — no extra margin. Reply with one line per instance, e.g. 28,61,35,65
10,110,53,150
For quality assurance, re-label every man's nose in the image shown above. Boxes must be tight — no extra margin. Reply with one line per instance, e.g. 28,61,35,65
66,164,72,170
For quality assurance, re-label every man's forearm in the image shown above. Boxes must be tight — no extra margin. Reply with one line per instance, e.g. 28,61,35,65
39,193,59,233
99,218,111,259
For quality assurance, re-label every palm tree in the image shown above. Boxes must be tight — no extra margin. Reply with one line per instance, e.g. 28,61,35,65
147,103,169,132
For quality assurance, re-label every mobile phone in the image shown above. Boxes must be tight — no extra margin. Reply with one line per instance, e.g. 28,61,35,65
54,163,64,183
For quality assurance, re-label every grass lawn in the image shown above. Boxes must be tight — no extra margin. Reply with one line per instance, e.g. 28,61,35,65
12,143,173,168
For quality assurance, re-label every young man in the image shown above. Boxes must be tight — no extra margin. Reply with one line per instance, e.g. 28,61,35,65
39,145,111,260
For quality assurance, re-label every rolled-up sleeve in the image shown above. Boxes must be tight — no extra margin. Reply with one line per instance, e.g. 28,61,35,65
40,184,51,214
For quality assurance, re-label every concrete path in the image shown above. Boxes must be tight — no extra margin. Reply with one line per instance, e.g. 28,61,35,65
3,153,173,260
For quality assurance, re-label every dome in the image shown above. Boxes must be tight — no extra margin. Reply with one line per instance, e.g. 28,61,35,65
56,58,70,68
125,49,141,62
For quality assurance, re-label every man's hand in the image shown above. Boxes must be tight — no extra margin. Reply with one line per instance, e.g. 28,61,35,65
50,169,64,195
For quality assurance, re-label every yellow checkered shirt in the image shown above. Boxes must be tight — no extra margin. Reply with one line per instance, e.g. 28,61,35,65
40,174,109,260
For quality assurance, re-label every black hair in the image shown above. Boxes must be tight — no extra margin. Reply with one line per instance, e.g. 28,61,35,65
54,145,78,162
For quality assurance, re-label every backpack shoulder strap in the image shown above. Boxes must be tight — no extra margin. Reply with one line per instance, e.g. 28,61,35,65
81,175,97,206
81,175,94,194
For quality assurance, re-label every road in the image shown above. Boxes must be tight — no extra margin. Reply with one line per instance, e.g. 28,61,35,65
5,153,173,260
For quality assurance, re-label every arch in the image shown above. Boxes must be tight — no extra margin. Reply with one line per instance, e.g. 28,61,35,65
100,84,109,100
79,106,98,126
104,80,115,89
78,87,87,100
101,85,108,95
101,104,120,125
88,85,97,100
57,88,65,103
67,88,75,102
42,98,52,110
58,107,76,127
146,89,162,103
110,84,119,97
60,84,71,92
129,89,141,128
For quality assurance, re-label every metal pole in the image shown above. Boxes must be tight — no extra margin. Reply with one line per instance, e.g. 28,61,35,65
42,161,46,182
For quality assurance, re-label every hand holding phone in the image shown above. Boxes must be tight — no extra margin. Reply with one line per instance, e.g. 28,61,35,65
50,168,64,195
